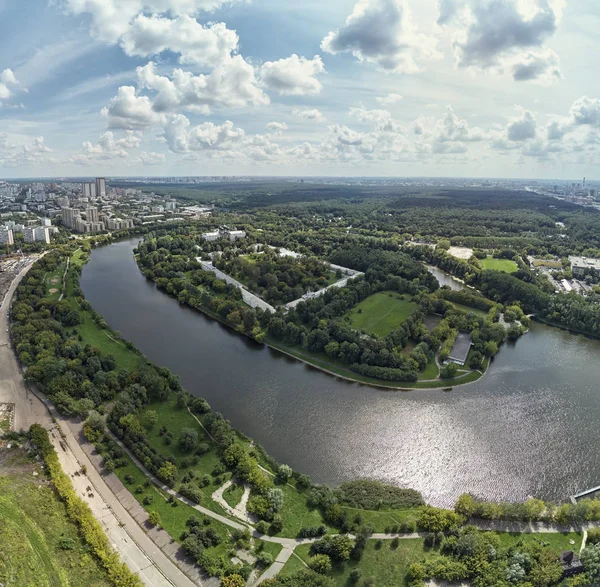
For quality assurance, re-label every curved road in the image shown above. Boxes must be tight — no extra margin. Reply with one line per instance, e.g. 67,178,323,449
0,258,201,587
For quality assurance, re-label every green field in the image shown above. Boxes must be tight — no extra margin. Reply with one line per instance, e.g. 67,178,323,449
282,539,429,586
64,250,140,370
479,257,519,273
0,448,111,587
348,292,418,338
223,482,245,508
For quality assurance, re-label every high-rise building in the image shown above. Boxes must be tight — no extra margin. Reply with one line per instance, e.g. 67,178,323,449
34,227,50,244
85,207,99,223
95,177,107,198
62,207,81,229
0,228,14,245
82,182,97,198
41,217,52,227
23,227,35,243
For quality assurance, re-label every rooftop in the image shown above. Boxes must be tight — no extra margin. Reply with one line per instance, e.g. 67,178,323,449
569,256,600,270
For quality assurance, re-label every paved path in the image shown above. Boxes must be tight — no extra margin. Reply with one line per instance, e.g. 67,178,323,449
212,480,254,524
0,263,203,587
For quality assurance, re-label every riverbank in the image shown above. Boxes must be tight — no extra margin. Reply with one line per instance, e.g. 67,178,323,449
133,253,488,391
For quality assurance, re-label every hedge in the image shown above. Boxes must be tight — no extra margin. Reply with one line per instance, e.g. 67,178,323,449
29,424,143,587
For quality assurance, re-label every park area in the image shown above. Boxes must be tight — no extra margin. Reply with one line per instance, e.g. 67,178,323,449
479,257,519,273
348,292,418,338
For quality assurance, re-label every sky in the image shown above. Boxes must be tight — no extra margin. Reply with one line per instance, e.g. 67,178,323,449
0,0,599,179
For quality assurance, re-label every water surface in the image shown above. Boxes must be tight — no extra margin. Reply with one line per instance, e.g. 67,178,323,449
81,239,600,507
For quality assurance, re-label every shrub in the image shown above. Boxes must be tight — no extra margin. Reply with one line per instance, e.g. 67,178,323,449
148,511,161,527
179,428,199,452
308,554,332,574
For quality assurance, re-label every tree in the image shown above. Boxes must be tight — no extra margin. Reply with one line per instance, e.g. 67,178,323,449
582,544,600,583
418,507,460,534
221,575,245,587
144,410,158,428
277,464,293,483
308,554,332,574
440,362,458,379
157,462,177,486
468,351,484,370
148,511,161,527
179,428,199,452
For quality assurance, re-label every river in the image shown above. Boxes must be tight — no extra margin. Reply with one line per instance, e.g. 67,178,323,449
81,239,600,507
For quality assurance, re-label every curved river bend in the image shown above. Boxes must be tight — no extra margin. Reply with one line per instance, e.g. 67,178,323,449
82,239,600,507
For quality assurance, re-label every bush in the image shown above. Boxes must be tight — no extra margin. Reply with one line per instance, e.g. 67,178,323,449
179,428,199,452
337,480,424,510
148,511,161,526
256,520,269,534
308,554,332,575
143,495,154,506
440,362,458,379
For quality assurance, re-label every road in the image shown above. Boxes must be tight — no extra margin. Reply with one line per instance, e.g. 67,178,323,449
0,259,202,587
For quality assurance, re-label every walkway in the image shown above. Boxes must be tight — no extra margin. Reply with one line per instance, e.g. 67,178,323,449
196,260,276,313
58,248,79,301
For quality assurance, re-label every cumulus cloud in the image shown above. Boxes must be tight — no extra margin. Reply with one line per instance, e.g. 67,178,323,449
265,122,288,132
136,151,166,165
506,108,537,141
161,115,245,153
71,131,142,164
349,107,403,132
160,114,282,162
120,16,239,66
0,136,52,168
511,48,561,84
63,0,243,44
376,93,403,105
435,106,487,142
292,108,325,122
136,59,268,114
439,0,563,82
321,0,439,73
0,69,21,102
259,55,325,96
101,85,165,129
569,96,600,127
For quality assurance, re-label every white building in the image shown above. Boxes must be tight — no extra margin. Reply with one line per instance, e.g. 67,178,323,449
41,217,52,227
0,228,14,245
34,227,50,244
23,227,35,243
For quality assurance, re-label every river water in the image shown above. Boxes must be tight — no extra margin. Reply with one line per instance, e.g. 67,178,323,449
81,239,600,507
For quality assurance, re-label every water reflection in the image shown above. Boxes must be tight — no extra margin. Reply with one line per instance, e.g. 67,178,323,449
81,239,600,507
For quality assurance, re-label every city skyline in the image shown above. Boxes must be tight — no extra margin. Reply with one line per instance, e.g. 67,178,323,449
1,0,599,178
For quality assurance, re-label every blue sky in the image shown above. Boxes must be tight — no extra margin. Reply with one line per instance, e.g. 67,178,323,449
1,0,599,178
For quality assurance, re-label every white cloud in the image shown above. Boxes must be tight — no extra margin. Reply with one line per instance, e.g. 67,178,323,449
161,115,245,153
569,96,600,127
136,59,268,114
63,0,244,44
511,48,561,85
439,0,564,82
349,107,403,132
292,108,325,122
435,106,487,142
0,69,21,103
506,108,537,141
321,0,439,73
259,54,325,96
0,136,52,168
101,85,165,129
136,151,166,165
71,130,141,165
120,15,239,66
376,93,403,105
266,122,288,132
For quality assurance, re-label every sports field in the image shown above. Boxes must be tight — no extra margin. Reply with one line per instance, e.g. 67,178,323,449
479,257,518,273
348,292,418,338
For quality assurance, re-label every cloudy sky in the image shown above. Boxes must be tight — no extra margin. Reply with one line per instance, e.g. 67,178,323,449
0,0,599,178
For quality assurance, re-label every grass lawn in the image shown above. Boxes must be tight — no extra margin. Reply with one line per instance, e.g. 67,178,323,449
283,539,429,586
493,531,583,553
0,448,111,587
452,302,489,317
479,257,518,273
63,250,140,371
418,357,439,380
43,260,65,300
223,482,245,508
107,446,235,563
348,292,418,338
340,507,421,532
